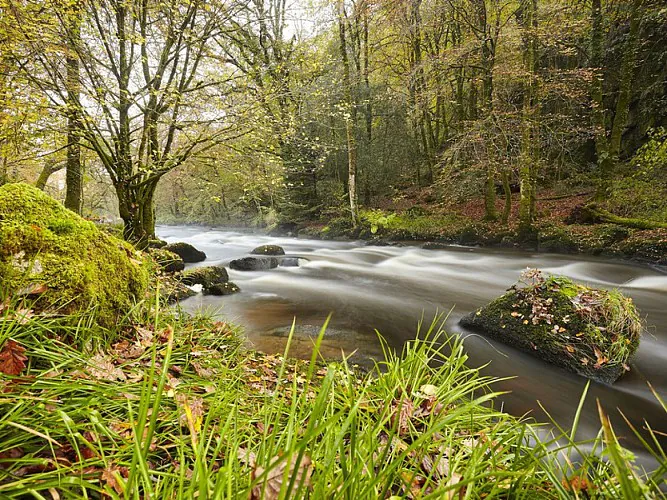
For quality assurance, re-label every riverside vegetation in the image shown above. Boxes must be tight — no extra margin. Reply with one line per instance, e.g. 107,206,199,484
0,180,666,498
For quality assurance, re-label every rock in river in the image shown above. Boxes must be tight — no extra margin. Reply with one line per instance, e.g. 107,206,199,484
148,248,185,273
250,244,285,256
229,256,278,271
180,266,229,287
204,282,240,296
163,242,207,263
459,269,642,384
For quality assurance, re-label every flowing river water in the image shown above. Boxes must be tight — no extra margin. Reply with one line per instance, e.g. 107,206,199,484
158,225,667,468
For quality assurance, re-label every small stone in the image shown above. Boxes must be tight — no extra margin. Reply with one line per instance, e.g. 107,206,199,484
250,245,285,256
203,282,240,296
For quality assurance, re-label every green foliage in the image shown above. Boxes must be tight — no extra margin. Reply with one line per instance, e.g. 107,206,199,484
0,303,663,497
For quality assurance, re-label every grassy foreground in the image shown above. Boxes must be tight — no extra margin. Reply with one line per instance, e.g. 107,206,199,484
0,296,665,498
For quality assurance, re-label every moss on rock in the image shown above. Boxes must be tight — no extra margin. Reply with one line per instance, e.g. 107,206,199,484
250,244,285,256
460,269,642,384
203,282,240,296
0,183,149,327
147,248,185,273
179,266,229,287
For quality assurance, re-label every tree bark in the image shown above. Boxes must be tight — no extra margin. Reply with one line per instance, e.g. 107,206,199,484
35,161,65,190
518,0,537,236
593,0,644,199
338,0,359,226
474,0,497,221
64,4,83,214
580,204,667,229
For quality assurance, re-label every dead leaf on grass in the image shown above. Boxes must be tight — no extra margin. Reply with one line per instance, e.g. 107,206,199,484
0,340,28,375
87,353,126,381
250,454,313,500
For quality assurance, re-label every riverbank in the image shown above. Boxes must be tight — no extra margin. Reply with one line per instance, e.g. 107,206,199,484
1,297,665,498
273,210,667,267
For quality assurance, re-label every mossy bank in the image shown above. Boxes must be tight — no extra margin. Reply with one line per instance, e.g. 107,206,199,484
276,209,667,266
0,183,149,327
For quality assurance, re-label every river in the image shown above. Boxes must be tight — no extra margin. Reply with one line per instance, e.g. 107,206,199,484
158,225,666,467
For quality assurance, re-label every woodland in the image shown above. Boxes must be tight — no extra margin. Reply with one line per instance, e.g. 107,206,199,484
0,0,665,248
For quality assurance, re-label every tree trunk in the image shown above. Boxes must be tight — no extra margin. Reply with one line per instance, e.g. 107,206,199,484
36,161,65,190
338,0,358,226
609,0,643,159
116,181,159,247
518,0,537,236
501,170,512,224
593,0,643,199
64,5,83,214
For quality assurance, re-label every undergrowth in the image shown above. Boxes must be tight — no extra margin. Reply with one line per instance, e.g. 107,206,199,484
0,296,664,498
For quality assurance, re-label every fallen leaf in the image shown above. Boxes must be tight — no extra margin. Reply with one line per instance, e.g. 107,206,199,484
593,347,608,369
444,472,463,500
177,394,204,438
86,353,126,381
251,454,312,500
101,465,129,495
0,340,28,375
390,398,414,436
419,384,438,397
16,283,48,296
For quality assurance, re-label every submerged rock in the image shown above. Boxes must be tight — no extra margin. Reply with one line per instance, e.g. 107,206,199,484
278,257,300,267
0,183,149,327
460,269,642,384
180,266,229,287
163,242,206,263
148,248,185,273
204,282,240,296
229,256,278,271
250,244,285,256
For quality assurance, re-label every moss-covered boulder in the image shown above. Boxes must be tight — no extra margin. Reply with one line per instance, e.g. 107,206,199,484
250,244,285,256
179,266,228,287
460,270,642,384
147,248,185,273
0,183,149,326
163,242,206,263
203,282,240,296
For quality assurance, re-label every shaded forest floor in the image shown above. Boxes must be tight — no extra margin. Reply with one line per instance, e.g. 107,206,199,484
288,187,667,266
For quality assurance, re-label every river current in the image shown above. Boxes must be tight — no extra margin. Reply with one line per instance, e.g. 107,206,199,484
158,225,667,468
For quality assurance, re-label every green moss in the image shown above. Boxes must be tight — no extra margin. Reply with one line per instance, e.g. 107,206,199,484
0,183,149,327
460,271,642,383
147,247,185,273
180,266,229,287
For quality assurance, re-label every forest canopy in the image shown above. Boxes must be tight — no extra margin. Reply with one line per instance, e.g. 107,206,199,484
1,0,665,243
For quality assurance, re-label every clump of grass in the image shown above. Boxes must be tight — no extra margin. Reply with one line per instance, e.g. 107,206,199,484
0,299,664,498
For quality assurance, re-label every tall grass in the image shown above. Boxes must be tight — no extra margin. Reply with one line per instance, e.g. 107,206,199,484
0,299,664,498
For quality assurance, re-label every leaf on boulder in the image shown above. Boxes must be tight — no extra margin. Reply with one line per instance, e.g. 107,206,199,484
0,340,28,375
593,347,608,369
